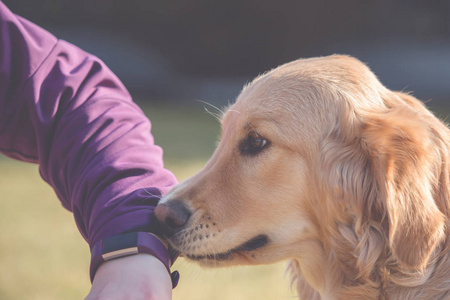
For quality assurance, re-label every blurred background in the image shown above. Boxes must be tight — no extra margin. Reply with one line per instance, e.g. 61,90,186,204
1,0,449,299
4,0,450,106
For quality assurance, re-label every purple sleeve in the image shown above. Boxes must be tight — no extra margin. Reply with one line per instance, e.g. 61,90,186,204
0,2,177,253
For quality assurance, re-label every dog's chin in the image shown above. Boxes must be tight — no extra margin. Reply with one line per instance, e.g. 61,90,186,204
171,234,269,267
185,251,253,267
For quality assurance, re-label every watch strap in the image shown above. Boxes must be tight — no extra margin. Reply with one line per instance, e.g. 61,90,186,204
90,232,179,288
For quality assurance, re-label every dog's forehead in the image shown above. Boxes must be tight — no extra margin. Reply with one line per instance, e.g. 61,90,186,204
223,98,285,131
225,56,389,135
220,65,350,146
226,78,321,130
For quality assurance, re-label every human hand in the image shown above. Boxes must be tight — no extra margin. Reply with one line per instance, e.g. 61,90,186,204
85,254,172,300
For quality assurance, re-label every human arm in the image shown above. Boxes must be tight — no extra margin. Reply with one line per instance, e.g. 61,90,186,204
0,2,177,298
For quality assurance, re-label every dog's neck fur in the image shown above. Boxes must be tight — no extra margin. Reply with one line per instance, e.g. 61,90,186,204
289,224,450,300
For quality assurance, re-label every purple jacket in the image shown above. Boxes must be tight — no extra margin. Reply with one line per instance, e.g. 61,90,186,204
0,1,177,276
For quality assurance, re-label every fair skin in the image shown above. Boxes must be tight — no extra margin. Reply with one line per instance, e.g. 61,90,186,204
85,254,172,300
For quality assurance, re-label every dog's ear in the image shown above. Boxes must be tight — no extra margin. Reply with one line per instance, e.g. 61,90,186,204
360,102,445,269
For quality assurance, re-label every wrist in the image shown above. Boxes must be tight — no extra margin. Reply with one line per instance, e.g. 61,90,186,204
90,232,179,288
88,254,173,300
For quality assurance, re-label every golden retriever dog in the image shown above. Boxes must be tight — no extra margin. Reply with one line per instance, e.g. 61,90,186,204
155,55,450,299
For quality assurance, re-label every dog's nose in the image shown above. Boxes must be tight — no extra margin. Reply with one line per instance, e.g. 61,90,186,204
154,200,191,236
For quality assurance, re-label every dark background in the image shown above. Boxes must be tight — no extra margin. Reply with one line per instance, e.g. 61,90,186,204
4,0,450,107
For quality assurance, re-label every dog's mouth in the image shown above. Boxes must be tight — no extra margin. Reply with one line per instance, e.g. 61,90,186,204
173,234,269,261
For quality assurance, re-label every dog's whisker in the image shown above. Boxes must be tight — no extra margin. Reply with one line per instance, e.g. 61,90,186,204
226,109,241,115
171,226,193,241
197,99,223,113
140,174,164,200
204,107,222,122
142,187,162,199
196,100,227,122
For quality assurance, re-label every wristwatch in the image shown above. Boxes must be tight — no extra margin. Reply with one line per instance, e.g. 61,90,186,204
90,232,179,288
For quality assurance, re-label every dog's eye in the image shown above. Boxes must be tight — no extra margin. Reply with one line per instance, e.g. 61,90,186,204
240,131,269,155
249,132,267,149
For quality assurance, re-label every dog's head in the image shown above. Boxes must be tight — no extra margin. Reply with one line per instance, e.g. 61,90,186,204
155,55,447,275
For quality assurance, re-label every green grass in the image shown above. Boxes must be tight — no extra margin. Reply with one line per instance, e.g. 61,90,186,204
0,103,293,300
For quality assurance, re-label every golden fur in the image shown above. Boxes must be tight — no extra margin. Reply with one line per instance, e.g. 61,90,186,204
158,55,450,299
